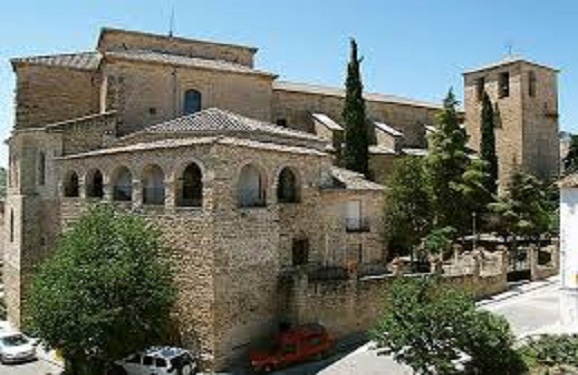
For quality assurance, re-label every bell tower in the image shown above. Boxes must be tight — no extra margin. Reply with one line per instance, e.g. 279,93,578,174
463,58,559,185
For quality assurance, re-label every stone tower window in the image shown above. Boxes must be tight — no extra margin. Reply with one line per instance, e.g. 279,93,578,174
184,89,202,115
276,118,288,127
178,163,203,207
277,167,300,203
37,152,46,186
292,238,309,266
498,72,510,98
238,164,266,208
529,71,537,97
112,166,132,202
142,165,165,205
63,171,80,197
9,209,14,243
86,169,104,199
476,77,485,102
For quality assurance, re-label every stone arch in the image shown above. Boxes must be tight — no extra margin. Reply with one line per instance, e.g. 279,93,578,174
237,163,267,208
277,166,301,203
142,164,165,205
177,162,203,207
111,166,133,202
85,169,104,199
63,170,80,197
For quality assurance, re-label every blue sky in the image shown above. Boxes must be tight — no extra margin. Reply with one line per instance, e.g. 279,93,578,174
1,0,576,167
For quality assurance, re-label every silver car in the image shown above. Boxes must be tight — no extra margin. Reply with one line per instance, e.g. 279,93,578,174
0,332,37,364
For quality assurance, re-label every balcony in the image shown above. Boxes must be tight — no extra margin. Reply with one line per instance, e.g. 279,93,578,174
345,217,370,233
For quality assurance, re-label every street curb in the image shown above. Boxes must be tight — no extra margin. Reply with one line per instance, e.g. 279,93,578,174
477,276,559,307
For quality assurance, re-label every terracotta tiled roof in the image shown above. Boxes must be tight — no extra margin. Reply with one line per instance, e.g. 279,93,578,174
373,121,403,137
322,167,385,191
274,81,444,110
58,136,327,159
311,113,343,131
463,56,559,74
140,108,323,142
369,145,397,155
11,52,102,71
104,50,276,77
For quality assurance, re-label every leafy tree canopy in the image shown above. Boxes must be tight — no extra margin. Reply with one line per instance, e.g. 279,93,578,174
563,134,578,175
384,157,433,259
27,204,177,375
373,276,524,375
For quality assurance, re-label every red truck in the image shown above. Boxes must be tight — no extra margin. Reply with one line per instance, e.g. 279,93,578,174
249,323,332,373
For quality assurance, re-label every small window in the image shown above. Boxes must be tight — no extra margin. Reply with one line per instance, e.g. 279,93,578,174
306,336,323,347
529,71,536,97
37,152,46,186
292,238,309,266
63,171,80,197
276,118,288,127
9,210,14,243
498,72,510,98
476,77,485,102
184,89,202,115
143,356,153,366
149,107,157,115
155,358,167,368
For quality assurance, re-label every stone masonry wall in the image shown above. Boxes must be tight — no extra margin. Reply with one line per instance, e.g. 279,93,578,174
272,89,439,149
103,60,273,135
99,29,256,67
14,65,101,130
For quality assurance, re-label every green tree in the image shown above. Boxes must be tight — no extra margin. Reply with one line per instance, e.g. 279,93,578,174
384,157,433,260
425,90,470,233
563,134,578,175
342,38,369,177
489,169,551,241
480,92,499,194
27,204,177,375
373,276,524,375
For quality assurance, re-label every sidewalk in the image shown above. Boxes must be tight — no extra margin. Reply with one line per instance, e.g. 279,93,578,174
477,275,559,307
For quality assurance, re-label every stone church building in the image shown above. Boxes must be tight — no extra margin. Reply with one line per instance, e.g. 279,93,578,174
4,27,559,368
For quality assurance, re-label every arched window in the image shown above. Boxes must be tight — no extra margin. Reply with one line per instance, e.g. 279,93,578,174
37,152,46,186
142,165,165,205
184,89,202,115
63,171,80,197
178,163,203,207
86,169,104,199
112,166,132,202
237,164,266,207
277,167,300,203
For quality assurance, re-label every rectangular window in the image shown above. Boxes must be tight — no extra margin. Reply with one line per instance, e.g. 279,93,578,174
529,71,536,97
499,72,510,98
276,118,288,127
476,77,485,102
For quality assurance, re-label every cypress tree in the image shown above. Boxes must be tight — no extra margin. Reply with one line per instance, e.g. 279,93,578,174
342,38,369,177
480,92,499,194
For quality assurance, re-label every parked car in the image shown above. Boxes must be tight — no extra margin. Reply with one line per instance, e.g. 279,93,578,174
113,346,198,375
0,331,37,364
249,323,333,373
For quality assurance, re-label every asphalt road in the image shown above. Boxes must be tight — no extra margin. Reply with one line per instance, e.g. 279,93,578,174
0,358,62,375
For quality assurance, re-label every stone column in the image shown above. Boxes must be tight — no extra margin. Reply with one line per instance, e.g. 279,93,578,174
165,179,176,212
132,179,142,209
529,244,539,281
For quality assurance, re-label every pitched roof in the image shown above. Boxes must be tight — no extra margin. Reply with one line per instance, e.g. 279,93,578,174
323,167,385,191
369,145,397,155
463,56,560,75
274,81,444,110
136,107,323,142
373,121,403,137
11,52,102,71
311,113,343,131
58,136,326,159
104,50,276,77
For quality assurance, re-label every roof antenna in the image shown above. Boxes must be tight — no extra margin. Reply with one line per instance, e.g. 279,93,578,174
168,1,175,38
505,40,514,59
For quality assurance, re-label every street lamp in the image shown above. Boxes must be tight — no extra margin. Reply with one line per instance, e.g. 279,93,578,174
472,211,477,251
